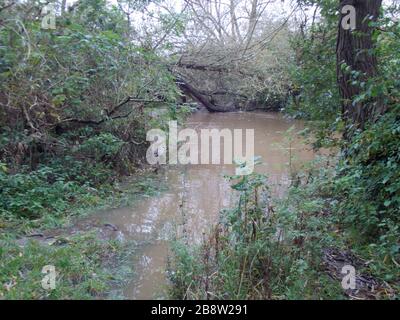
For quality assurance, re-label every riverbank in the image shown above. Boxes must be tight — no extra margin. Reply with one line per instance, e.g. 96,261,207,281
169,154,400,300
99,111,318,299
0,171,165,299
2,110,398,300
1,110,311,300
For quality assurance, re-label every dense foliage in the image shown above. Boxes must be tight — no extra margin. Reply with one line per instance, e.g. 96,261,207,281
0,0,183,298
0,0,184,224
0,0,399,300
287,0,400,253
171,0,400,299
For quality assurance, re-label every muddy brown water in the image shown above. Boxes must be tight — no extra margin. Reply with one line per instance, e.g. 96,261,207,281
91,111,316,299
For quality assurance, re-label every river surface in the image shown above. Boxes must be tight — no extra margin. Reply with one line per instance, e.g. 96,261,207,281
91,111,316,299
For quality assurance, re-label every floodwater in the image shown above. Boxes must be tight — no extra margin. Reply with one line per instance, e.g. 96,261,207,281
92,111,316,299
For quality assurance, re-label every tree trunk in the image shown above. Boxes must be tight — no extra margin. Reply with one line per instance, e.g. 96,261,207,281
176,77,236,112
336,0,385,136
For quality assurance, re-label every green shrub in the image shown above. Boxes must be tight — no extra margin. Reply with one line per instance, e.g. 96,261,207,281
334,106,400,254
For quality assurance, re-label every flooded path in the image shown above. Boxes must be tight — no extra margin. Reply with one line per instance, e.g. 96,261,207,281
90,111,316,299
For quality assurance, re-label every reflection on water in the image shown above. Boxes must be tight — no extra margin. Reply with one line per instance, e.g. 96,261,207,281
93,111,316,299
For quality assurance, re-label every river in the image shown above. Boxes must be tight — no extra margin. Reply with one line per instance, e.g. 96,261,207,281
89,111,315,299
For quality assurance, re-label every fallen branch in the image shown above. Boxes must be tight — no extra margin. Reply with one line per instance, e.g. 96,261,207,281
176,77,236,112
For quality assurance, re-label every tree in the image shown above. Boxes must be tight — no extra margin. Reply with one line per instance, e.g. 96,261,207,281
172,0,293,111
336,0,385,135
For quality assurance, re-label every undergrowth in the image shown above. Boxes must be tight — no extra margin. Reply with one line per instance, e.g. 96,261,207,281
0,232,135,299
169,158,399,299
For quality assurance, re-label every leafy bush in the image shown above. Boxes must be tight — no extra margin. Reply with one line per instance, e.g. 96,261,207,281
0,0,180,224
0,163,105,220
76,133,125,161
334,106,400,254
